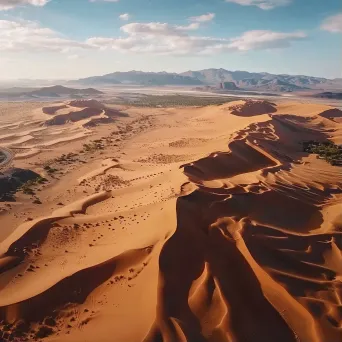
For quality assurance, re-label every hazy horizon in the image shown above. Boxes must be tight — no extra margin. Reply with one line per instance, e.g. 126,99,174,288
0,67,341,82
0,0,341,80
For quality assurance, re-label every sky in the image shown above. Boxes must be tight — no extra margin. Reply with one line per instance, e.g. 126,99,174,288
0,0,341,79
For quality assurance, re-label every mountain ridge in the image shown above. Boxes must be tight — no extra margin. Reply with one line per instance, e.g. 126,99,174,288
73,71,203,86
71,69,342,92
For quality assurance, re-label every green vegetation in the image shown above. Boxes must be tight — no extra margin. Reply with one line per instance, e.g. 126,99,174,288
303,141,342,166
55,152,78,163
43,165,58,174
105,95,237,108
21,176,47,195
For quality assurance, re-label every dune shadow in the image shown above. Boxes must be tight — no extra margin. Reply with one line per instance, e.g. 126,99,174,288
145,193,297,342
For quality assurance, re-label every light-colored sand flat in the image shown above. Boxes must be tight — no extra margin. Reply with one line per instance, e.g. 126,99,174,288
0,99,341,342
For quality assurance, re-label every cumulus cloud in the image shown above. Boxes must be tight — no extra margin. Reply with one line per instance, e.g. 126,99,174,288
321,13,342,33
0,17,306,56
0,0,48,10
0,19,89,52
120,22,199,36
87,22,306,55
225,0,291,10
119,13,130,21
87,22,222,54
229,30,306,50
189,13,215,23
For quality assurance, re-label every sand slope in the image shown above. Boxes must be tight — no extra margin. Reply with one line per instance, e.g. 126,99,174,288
0,100,341,342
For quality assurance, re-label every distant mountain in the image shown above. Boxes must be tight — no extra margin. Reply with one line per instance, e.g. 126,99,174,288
72,75,122,86
0,79,70,89
74,71,203,86
0,85,103,99
0,87,37,93
181,69,265,84
31,85,103,97
238,78,306,92
69,69,342,92
180,68,342,92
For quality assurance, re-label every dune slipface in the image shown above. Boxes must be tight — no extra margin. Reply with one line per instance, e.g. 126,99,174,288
0,100,341,342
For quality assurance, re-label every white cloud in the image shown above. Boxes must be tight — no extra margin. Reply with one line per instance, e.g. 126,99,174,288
225,0,291,10
189,13,215,23
119,13,130,21
0,0,48,10
0,19,89,52
87,22,223,54
87,22,306,55
0,18,306,57
119,22,199,37
321,13,342,33
229,30,306,50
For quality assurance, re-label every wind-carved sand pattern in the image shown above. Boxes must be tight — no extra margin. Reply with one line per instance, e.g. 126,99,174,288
0,100,342,342
0,100,126,161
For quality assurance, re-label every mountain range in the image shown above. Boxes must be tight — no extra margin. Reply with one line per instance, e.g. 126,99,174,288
73,71,202,87
72,69,342,92
0,85,103,99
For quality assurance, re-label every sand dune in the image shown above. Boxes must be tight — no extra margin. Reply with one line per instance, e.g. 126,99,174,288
44,100,125,126
45,108,104,126
319,108,342,124
0,100,341,341
228,100,277,117
0,100,127,162
42,105,68,115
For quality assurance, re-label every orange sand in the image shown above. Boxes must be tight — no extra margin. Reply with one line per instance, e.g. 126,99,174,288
0,100,341,342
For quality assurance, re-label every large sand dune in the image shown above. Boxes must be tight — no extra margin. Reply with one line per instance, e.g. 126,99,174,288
0,100,341,341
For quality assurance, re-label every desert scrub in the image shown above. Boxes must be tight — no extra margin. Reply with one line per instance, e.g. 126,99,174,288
21,176,47,194
44,165,58,174
303,141,342,166
82,141,104,152
104,95,237,108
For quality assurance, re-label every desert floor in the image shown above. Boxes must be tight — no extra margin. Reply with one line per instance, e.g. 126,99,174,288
0,99,342,342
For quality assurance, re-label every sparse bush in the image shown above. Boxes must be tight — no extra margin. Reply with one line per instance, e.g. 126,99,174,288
83,141,104,152
47,167,58,174
22,184,35,195
37,177,48,184
303,141,342,166
20,175,47,195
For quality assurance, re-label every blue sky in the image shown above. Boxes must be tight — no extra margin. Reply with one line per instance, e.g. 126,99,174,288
0,0,341,79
